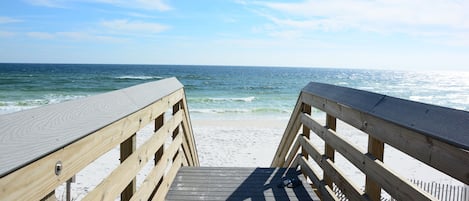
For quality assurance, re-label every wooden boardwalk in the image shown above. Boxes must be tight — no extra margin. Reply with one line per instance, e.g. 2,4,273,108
2,79,467,201
166,167,320,201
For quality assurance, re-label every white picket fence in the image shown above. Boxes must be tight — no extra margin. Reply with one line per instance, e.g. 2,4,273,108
332,180,469,201
410,179,469,201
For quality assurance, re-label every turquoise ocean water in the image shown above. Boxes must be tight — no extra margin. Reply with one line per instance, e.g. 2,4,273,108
1,63,468,119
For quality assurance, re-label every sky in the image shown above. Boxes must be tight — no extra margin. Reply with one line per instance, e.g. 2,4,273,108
0,0,469,71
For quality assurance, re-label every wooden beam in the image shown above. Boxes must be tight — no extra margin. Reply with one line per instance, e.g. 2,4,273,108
120,134,136,201
324,114,336,188
365,136,384,201
154,114,164,166
81,111,183,201
284,134,301,168
301,82,469,151
302,104,312,161
301,92,469,185
65,176,75,201
40,191,56,201
271,93,304,167
129,132,183,201
299,135,369,201
301,113,437,200
152,153,183,201
172,101,181,163
179,134,193,167
0,78,184,178
180,90,199,166
0,90,181,201
299,156,339,201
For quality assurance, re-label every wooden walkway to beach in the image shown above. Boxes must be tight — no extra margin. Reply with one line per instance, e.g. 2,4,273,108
1,78,468,201
166,167,320,201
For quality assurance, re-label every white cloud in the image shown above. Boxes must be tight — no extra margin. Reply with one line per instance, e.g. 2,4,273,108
0,31,15,37
26,0,171,11
25,31,124,42
101,19,169,34
269,30,303,40
135,0,170,11
0,16,22,24
25,0,66,8
248,0,469,39
57,31,125,42
95,0,171,11
27,32,55,39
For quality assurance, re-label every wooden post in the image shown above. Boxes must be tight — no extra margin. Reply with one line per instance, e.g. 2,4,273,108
66,176,75,201
324,114,336,188
365,135,384,201
154,114,164,165
172,101,181,162
301,104,311,160
120,134,136,201
172,101,181,139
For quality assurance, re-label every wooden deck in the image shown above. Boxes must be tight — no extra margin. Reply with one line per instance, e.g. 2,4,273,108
166,167,320,201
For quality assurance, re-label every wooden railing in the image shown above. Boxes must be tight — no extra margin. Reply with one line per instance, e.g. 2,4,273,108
272,82,469,201
0,78,199,201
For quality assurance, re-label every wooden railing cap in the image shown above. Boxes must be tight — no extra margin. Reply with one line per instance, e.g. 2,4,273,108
302,82,469,151
0,77,183,178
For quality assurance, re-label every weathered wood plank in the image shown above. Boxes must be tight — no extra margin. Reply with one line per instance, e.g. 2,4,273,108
129,125,184,201
302,104,312,162
271,94,303,167
299,157,339,201
0,96,178,201
301,82,469,156
166,167,320,201
82,111,183,201
365,136,384,201
324,114,336,188
301,113,437,200
179,132,194,167
299,135,368,201
166,195,308,201
120,134,137,201
153,152,183,201
0,77,183,178
302,92,469,185
0,79,185,201
180,91,199,166
284,134,301,169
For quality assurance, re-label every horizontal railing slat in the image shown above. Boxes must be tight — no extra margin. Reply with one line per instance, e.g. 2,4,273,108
274,82,468,200
301,113,437,201
283,134,301,168
130,126,185,201
82,110,183,201
298,135,368,201
299,156,338,201
0,77,183,178
181,94,199,166
271,96,303,167
153,152,183,201
0,92,180,201
301,91,469,185
302,82,469,151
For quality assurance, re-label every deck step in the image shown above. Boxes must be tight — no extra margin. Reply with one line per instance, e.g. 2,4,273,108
166,167,320,201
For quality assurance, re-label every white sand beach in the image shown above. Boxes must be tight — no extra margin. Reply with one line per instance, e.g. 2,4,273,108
192,118,288,167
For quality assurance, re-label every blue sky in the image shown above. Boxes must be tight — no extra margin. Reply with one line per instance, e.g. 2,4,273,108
1,0,468,70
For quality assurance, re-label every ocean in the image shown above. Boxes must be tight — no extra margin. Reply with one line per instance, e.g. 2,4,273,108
1,63,468,118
